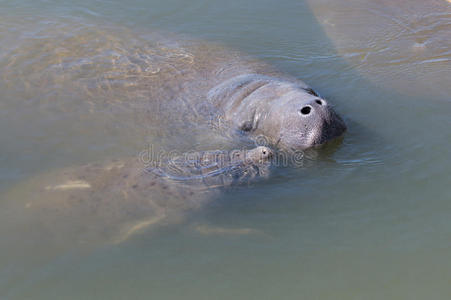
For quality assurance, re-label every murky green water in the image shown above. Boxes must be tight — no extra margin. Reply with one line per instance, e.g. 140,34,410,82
1,0,450,299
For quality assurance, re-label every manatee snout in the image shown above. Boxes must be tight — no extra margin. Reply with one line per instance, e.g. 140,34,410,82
275,94,346,150
246,146,274,163
298,97,347,146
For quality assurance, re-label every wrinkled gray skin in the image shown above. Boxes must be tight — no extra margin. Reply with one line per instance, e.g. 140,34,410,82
2,147,273,247
209,74,346,150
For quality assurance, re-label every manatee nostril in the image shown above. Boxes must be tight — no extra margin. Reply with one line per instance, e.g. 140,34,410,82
315,99,323,105
299,106,312,115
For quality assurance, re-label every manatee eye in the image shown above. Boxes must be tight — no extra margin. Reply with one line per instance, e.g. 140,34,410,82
262,150,267,155
299,106,312,116
303,87,319,97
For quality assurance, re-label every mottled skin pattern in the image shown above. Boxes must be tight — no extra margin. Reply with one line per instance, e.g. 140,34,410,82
2,147,273,246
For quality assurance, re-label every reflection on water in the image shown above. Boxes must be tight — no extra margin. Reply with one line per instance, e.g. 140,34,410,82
1,0,451,299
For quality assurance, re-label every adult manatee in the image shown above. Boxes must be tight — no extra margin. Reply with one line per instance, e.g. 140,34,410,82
306,0,451,98
0,17,346,152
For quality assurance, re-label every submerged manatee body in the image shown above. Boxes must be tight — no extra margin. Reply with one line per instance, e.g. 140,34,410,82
2,147,273,247
306,0,451,98
0,19,346,151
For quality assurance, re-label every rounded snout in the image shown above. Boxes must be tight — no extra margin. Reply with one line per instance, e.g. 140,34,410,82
302,98,346,145
250,146,274,162
293,97,346,147
298,98,328,117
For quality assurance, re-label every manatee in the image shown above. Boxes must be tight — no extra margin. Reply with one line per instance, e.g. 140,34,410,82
306,0,451,98
153,146,273,186
0,18,346,261
0,19,346,152
1,147,273,248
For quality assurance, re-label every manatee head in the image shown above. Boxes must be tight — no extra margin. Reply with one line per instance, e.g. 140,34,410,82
243,146,274,164
260,85,347,150
229,145,273,166
209,75,347,150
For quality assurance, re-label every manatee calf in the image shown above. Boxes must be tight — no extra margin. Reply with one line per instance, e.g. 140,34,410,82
1,147,273,247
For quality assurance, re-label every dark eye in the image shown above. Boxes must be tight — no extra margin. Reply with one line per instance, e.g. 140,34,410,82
303,87,319,97
315,99,323,105
262,150,267,155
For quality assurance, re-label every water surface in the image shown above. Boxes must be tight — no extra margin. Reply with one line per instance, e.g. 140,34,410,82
1,0,450,299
